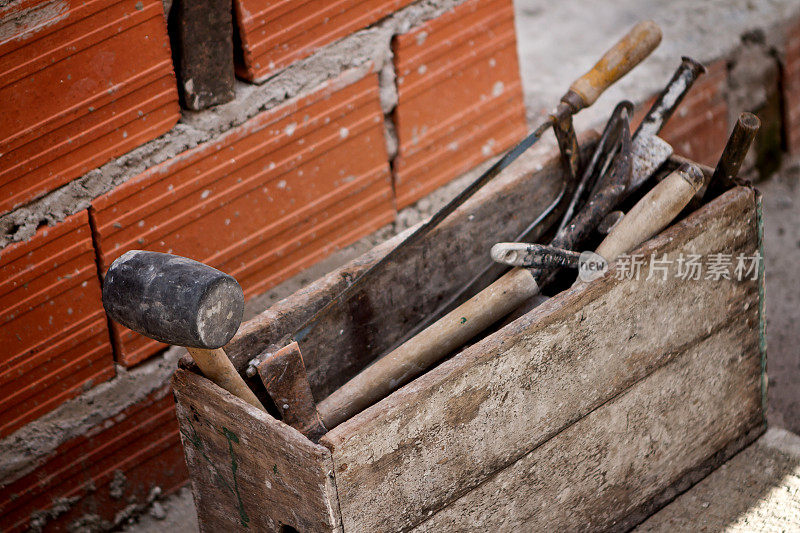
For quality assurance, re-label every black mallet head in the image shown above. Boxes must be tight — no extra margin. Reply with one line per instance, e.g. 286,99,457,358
102,250,244,349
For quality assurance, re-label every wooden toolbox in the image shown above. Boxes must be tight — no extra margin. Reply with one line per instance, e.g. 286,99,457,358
172,144,766,532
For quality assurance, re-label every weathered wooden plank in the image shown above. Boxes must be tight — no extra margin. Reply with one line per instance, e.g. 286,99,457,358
257,341,327,441
172,369,341,532
222,138,596,399
412,319,763,532
320,187,762,532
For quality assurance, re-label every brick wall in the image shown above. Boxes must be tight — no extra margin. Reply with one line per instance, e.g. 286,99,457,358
391,0,526,207
0,0,179,214
0,0,529,529
0,211,114,439
0,386,185,532
3,0,800,529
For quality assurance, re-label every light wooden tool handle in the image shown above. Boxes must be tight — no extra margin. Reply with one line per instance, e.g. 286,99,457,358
317,268,540,429
567,21,662,110
187,347,267,411
595,163,704,263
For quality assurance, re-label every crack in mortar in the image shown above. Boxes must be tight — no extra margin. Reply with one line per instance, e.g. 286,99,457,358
0,0,471,249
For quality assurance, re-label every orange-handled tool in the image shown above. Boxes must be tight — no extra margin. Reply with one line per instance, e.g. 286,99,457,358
559,21,662,115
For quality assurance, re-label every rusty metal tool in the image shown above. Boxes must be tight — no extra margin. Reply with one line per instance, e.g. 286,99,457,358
598,210,625,234
551,105,633,254
499,57,707,310
491,242,582,269
630,57,706,188
399,100,634,341
591,163,705,267
102,251,266,412
680,112,760,216
557,101,633,234
246,20,663,382
703,112,761,198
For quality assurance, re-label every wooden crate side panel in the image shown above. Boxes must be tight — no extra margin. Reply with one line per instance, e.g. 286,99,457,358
171,370,341,532
322,187,762,532
412,319,764,532
223,138,592,398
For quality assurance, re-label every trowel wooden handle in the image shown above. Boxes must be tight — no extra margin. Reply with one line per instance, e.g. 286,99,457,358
566,21,662,110
187,347,267,412
595,163,704,262
317,268,540,429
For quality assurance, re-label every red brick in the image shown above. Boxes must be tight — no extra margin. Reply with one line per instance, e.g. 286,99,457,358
0,211,115,439
0,386,186,533
91,73,394,366
234,0,416,82
0,0,180,214
391,0,527,208
784,17,800,154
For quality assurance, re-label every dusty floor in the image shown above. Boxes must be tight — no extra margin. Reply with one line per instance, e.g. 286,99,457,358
119,489,197,533
636,428,800,532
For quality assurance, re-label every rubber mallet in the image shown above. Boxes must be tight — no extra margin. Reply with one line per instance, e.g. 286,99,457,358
102,250,266,411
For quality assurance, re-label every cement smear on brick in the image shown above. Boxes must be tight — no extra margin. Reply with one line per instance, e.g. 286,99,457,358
0,346,183,484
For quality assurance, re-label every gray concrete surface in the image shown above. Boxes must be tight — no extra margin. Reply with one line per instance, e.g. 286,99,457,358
118,489,198,533
636,427,800,532
515,0,800,128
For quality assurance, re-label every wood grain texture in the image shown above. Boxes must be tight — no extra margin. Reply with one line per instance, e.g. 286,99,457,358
220,138,595,398
412,319,762,532
172,370,341,532
320,187,763,532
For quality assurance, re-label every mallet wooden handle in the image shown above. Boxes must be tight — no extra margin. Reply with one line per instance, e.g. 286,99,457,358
565,21,662,111
187,347,266,411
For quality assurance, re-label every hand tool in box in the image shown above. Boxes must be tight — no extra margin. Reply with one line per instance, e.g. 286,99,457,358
317,163,704,430
311,58,708,431
496,163,705,273
698,112,761,201
102,251,267,412
246,53,708,438
247,21,662,378
384,57,705,351
497,57,705,300
391,100,637,350
490,242,582,269
505,111,760,273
